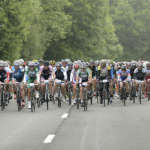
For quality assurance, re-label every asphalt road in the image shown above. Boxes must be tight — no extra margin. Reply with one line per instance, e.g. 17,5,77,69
1,98,150,150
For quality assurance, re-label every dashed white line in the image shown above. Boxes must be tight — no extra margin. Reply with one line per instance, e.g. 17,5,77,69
61,113,69,119
43,134,55,144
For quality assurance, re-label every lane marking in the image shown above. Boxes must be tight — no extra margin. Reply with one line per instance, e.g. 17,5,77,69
61,113,69,119
43,134,55,144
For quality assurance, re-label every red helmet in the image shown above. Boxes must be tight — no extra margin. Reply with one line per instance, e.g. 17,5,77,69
74,64,79,69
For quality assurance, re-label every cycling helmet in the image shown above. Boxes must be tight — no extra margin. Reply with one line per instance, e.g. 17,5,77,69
32,59,38,63
50,60,56,65
14,61,20,66
28,61,35,67
56,62,61,67
44,61,49,66
0,61,4,67
74,64,79,69
121,65,126,70
81,63,86,69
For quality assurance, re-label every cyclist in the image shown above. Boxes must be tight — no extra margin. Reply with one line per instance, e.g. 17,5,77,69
117,65,131,99
96,60,111,103
40,61,53,101
12,61,25,106
53,62,67,100
24,61,39,109
70,63,79,104
133,64,145,94
76,63,92,103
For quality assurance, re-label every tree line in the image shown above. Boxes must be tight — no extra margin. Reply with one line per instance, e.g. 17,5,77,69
0,0,149,62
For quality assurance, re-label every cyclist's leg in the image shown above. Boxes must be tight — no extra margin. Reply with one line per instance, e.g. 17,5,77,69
142,80,145,94
92,77,96,94
61,82,66,98
41,81,45,98
72,83,76,99
80,86,83,101
49,80,53,96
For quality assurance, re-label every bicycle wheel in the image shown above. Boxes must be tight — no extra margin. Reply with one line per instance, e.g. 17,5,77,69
76,85,80,109
83,87,87,111
132,86,136,103
31,96,36,112
76,98,79,109
37,98,41,108
68,89,72,105
138,86,142,104
103,89,106,107
58,86,61,108
46,94,49,110
1,91,5,111
123,88,126,106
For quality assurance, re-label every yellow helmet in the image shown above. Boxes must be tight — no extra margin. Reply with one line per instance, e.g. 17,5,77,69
50,60,56,65
32,59,38,63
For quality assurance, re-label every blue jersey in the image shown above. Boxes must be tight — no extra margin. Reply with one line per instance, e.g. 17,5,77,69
12,68,24,82
117,69,130,81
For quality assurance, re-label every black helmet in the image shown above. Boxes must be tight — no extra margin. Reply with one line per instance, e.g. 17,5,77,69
121,65,126,70
44,61,49,66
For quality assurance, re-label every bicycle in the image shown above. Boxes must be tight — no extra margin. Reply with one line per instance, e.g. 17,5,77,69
67,81,72,105
137,80,143,104
87,84,93,105
76,83,80,109
55,80,64,108
16,82,22,111
130,80,136,103
120,81,127,106
81,82,88,111
44,80,50,110
100,79,110,107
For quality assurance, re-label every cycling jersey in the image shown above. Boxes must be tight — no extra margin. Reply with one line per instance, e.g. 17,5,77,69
55,70,65,81
40,66,52,80
97,66,111,80
134,68,145,80
0,70,7,83
24,68,39,83
117,69,131,81
77,69,90,82
12,68,24,82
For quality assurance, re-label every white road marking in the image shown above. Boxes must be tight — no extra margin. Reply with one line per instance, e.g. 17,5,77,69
61,113,69,119
43,134,55,144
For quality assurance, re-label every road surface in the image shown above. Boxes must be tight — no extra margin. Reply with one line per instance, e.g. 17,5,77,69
0,98,150,150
